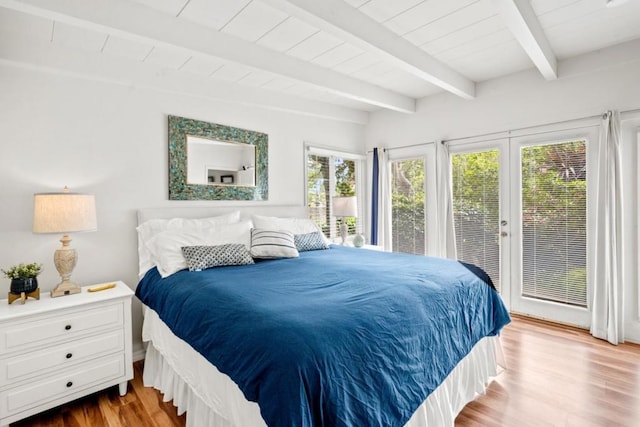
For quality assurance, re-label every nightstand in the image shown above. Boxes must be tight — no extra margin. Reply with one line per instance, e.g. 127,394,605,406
0,281,133,427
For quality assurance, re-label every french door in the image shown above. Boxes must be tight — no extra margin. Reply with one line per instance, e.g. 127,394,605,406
450,139,510,303
450,127,596,327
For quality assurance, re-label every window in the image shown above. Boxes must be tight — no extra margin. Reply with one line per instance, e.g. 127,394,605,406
391,159,426,254
306,146,364,240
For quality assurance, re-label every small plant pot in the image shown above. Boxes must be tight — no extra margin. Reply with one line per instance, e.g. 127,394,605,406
10,278,39,294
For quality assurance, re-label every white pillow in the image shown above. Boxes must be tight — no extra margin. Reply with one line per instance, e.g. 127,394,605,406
250,229,299,259
251,215,324,235
145,219,251,278
136,211,241,278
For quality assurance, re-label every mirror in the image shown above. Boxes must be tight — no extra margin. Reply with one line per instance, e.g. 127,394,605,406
168,115,268,200
187,136,256,187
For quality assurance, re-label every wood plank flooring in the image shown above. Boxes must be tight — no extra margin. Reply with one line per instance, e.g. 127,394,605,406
11,315,640,426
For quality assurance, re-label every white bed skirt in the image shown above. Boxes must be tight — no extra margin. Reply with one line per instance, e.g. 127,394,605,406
141,305,504,427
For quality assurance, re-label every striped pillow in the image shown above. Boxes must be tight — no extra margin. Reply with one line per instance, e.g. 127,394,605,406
250,229,299,259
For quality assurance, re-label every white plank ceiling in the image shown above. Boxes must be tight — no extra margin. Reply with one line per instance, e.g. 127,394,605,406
1,0,640,120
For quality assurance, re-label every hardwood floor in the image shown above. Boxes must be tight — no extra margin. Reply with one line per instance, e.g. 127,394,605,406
456,315,640,427
11,362,185,427
12,315,640,426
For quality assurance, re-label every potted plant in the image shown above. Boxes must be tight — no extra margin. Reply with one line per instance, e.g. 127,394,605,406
2,263,42,295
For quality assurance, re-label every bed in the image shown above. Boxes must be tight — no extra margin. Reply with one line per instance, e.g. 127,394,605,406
135,206,510,427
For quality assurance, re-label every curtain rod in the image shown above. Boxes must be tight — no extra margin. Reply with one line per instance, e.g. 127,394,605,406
442,112,606,145
366,107,640,154
366,140,436,154
443,107,640,145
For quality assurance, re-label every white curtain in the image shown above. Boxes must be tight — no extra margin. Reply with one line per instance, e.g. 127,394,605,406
371,148,392,251
435,141,457,259
590,111,624,345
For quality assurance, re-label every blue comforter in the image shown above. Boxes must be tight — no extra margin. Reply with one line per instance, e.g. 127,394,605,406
136,245,510,427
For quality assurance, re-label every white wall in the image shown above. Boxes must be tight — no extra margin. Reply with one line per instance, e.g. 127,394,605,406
366,47,640,343
0,65,365,357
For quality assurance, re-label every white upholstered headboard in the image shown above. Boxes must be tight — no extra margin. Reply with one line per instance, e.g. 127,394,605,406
137,205,309,225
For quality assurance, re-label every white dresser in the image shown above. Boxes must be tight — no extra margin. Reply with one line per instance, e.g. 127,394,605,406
0,281,133,426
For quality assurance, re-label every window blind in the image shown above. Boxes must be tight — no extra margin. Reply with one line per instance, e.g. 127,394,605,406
307,154,332,236
391,159,426,255
451,150,501,291
521,141,587,307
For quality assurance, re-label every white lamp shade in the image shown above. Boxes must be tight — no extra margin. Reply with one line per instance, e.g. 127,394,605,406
332,196,357,218
33,192,97,234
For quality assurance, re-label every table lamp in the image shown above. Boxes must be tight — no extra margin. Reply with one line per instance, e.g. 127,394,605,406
332,196,357,245
33,187,97,297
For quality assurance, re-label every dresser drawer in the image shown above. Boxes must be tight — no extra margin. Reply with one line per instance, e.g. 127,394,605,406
0,329,124,386
0,302,123,355
0,354,125,418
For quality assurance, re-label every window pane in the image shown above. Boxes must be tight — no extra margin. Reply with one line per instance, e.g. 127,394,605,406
521,140,587,307
335,158,358,236
307,154,331,236
452,151,501,291
306,153,361,239
391,159,425,255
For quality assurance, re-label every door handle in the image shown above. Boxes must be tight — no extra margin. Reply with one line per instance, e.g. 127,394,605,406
500,231,508,237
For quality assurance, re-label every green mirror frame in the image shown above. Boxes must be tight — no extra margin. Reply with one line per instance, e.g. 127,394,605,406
168,115,268,200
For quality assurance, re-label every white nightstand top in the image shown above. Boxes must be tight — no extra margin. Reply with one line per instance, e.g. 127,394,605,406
0,281,133,322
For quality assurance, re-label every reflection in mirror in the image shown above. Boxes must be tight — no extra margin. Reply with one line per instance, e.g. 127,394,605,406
187,136,256,187
168,115,268,201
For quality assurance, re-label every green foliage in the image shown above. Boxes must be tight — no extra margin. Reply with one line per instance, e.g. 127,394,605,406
335,158,355,197
2,263,42,279
451,150,499,225
523,267,587,306
391,159,426,254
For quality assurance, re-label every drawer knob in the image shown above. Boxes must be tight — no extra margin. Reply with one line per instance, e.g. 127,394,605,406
66,381,73,388
66,353,73,359
65,325,72,331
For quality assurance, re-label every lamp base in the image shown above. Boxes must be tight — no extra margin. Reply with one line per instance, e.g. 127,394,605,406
340,221,348,245
50,279,81,298
51,236,81,298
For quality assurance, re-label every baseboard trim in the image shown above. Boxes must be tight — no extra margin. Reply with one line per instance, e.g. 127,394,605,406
132,344,146,362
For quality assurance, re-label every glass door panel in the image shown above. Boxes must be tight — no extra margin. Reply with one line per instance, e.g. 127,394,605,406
390,159,426,255
451,149,503,292
520,141,587,307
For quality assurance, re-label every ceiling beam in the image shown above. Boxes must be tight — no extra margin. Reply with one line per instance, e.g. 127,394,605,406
494,0,558,80
0,0,415,113
260,0,476,100
0,36,370,125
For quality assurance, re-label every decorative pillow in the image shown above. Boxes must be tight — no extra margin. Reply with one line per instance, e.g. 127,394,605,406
146,220,252,278
181,244,254,271
250,229,299,259
136,211,241,278
294,231,329,252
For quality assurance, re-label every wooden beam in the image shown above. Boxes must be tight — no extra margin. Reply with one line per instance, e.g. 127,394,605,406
0,0,415,113
261,0,476,99
494,0,558,80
